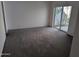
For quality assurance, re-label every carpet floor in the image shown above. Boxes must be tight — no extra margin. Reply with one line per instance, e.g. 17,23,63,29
2,27,72,57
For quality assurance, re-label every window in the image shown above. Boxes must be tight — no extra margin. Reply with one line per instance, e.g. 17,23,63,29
53,6,72,32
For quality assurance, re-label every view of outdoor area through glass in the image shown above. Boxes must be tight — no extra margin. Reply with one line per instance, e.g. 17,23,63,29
54,6,72,32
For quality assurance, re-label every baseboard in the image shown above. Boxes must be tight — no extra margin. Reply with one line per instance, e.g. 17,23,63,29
59,29,73,38
0,33,6,57
8,26,48,31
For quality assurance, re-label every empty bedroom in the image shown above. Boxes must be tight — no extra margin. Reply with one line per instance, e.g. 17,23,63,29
0,1,79,57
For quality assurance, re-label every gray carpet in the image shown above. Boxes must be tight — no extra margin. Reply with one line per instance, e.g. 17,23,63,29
2,27,72,57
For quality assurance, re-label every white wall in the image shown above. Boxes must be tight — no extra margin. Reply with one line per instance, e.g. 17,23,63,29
70,9,79,57
0,2,6,56
68,6,78,36
3,1,48,30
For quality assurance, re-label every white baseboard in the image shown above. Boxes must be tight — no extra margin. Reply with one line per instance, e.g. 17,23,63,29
0,33,6,57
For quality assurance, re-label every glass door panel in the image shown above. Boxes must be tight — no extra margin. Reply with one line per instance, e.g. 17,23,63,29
61,6,72,32
54,7,62,29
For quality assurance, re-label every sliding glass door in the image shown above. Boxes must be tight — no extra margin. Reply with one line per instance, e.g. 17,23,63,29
54,7,62,29
54,6,72,32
